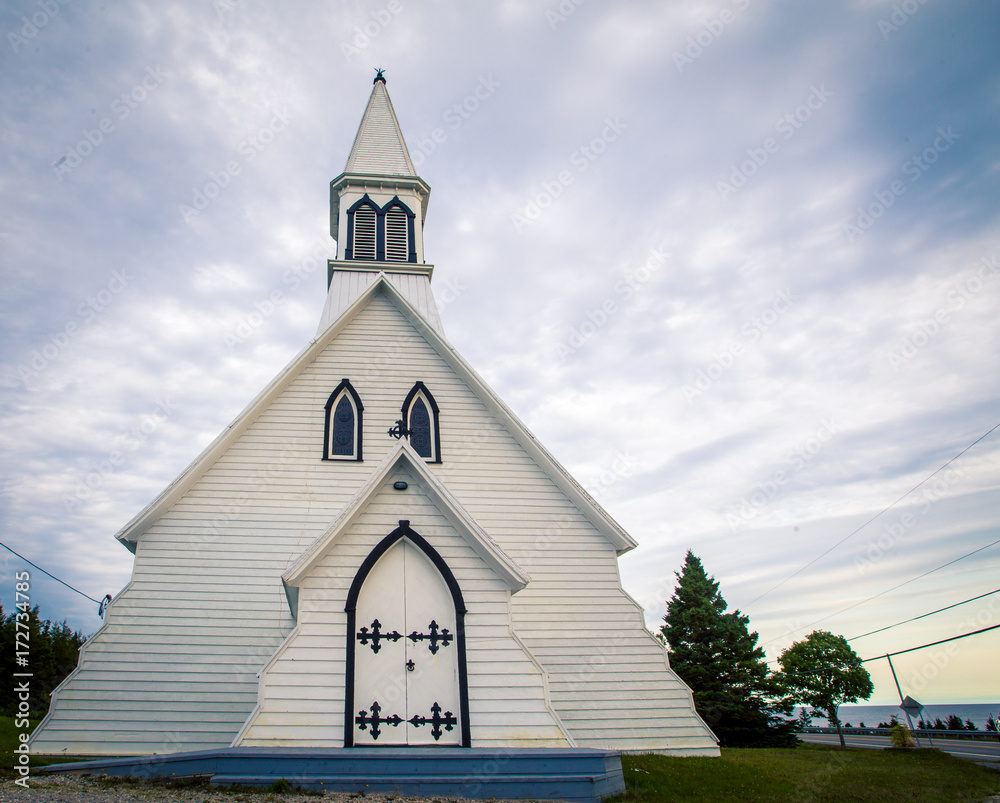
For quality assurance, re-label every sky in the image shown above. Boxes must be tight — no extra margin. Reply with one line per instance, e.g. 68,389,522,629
1,1,998,708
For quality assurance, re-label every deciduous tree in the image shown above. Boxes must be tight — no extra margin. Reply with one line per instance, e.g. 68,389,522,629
775,630,873,750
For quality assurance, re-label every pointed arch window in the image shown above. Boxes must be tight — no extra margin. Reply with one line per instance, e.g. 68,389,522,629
385,205,408,262
324,379,364,461
402,382,441,462
349,200,377,261
345,195,416,263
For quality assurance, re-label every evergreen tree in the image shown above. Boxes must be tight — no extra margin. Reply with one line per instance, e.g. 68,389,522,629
945,714,965,731
0,604,86,715
661,551,796,747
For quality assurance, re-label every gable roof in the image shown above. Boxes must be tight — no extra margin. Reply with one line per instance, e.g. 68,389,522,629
344,80,417,177
113,273,638,555
283,440,529,597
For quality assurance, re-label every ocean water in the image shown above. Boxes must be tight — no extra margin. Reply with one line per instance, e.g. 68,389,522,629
796,703,1000,729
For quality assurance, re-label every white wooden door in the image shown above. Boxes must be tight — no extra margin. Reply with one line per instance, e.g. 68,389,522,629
353,539,461,745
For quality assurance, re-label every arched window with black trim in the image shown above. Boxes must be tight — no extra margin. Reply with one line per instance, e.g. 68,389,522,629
324,379,364,461
346,197,377,261
384,205,408,262
402,382,440,462
383,198,416,263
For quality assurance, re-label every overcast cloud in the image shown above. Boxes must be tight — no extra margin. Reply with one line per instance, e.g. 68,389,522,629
1,0,998,705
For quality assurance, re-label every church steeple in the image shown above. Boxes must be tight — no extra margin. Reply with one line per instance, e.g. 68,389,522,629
329,75,431,266
344,74,417,177
320,76,439,335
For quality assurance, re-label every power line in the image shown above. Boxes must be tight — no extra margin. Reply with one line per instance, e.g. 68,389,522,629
745,420,1000,609
861,623,1000,661
763,535,1000,647
766,622,1000,674
848,587,1000,641
0,540,102,605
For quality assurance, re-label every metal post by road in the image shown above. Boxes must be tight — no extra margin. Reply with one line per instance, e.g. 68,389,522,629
886,654,923,748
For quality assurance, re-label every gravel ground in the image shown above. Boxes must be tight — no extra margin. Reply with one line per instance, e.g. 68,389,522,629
0,774,513,803
4,775,999,803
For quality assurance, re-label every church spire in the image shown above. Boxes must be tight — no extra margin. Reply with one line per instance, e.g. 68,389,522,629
343,72,417,178
330,75,430,254
321,76,438,334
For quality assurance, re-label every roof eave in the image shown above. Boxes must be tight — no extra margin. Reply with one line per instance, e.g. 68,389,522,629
115,274,638,557
329,172,431,241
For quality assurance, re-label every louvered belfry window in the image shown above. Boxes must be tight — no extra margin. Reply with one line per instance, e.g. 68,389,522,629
353,204,377,260
385,206,408,262
347,196,414,263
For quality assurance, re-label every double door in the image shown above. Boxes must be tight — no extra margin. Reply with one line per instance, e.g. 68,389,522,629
352,538,461,745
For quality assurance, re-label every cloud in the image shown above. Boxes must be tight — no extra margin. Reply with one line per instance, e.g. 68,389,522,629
1,0,998,702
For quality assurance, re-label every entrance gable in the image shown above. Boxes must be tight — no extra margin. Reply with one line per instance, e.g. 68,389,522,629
234,453,571,749
284,441,529,604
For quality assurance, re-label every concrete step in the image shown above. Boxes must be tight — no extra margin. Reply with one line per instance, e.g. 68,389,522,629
44,746,626,803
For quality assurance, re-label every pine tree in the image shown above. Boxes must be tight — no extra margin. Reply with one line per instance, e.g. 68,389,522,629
945,714,965,731
0,604,86,715
661,551,795,747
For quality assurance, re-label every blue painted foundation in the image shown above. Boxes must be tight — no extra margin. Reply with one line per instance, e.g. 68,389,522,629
43,747,625,802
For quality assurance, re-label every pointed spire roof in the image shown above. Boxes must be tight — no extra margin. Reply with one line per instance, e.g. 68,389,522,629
343,76,417,177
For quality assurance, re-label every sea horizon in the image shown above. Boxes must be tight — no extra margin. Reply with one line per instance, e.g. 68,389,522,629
796,702,999,729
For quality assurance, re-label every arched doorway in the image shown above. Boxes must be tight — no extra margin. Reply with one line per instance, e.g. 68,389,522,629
344,521,470,746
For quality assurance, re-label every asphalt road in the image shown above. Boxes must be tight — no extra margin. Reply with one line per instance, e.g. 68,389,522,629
799,732,1000,766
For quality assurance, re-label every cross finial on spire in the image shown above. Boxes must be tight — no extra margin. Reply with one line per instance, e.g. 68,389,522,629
374,67,386,85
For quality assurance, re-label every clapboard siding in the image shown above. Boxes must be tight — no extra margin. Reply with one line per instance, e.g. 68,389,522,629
237,467,569,749
31,286,714,757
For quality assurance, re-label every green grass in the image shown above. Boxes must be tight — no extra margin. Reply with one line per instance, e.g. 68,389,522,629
611,744,1000,803
0,716,97,778
3,718,996,800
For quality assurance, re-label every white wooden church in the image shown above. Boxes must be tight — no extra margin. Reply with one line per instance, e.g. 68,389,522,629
32,75,718,759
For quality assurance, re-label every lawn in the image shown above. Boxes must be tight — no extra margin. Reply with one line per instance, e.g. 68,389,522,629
612,744,1000,803
0,716,89,778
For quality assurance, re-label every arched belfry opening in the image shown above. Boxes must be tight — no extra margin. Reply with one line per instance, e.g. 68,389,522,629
344,521,470,747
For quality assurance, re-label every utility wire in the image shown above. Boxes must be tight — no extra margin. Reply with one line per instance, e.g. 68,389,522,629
766,623,1000,675
861,623,1000,661
763,535,1000,647
847,587,1000,641
745,420,1000,609
0,540,102,605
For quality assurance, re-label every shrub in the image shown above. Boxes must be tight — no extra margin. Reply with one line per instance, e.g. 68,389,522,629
889,724,916,748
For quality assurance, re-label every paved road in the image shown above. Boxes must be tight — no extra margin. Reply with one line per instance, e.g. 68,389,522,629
799,732,1000,765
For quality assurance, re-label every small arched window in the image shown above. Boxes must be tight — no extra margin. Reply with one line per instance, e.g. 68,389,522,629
384,206,408,262
402,382,441,463
347,197,377,261
353,205,377,260
324,379,364,461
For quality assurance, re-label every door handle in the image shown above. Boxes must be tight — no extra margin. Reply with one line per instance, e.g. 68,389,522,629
406,659,415,671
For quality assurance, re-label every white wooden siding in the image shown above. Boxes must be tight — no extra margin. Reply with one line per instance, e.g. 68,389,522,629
318,269,443,336
32,286,715,756
238,466,569,748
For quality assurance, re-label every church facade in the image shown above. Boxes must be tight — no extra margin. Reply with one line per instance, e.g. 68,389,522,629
31,76,718,757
